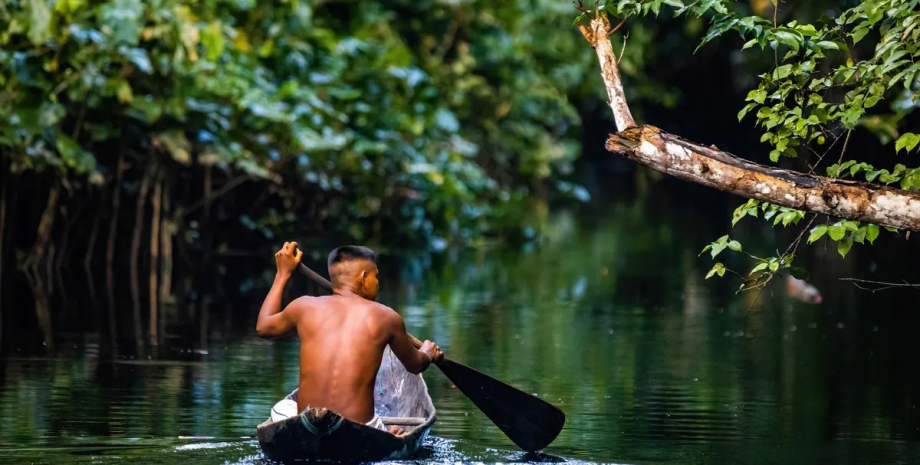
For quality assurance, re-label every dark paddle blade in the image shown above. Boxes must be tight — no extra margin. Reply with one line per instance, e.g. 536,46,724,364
295,263,566,451
437,357,565,452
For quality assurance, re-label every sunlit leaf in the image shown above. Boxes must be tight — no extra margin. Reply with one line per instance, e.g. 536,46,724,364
895,133,920,154
866,224,880,244
807,225,827,244
706,262,726,279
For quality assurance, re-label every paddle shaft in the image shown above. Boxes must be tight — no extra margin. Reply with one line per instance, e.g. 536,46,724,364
297,263,427,350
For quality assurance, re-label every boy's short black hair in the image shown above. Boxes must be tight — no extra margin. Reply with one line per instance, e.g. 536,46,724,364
327,246,377,270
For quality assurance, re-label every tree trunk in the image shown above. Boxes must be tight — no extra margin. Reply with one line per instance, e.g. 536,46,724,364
130,162,153,348
199,296,210,352
46,242,55,298
197,166,214,350
29,183,61,351
0,167,6,346
160,183,173,341
149,169,162,346
579,13,920,232
55,202,79,316
106,156,127,350
85,188,103,330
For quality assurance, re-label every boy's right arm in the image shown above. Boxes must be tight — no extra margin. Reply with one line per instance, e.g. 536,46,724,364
384,310,442,375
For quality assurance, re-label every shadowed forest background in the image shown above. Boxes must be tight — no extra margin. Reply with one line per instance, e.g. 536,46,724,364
2,1,920,463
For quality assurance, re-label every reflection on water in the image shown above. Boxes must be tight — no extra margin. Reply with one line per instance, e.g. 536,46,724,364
2,197,920,464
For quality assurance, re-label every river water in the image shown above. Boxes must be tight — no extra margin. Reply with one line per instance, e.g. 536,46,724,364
2,191,919,464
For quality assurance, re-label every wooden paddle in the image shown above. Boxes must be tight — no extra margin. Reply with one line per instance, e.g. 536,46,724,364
295,262,566,452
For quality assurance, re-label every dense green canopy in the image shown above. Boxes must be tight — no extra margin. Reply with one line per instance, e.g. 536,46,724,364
1,0,604,245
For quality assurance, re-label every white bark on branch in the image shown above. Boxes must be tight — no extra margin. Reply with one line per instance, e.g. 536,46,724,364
579,13,920,232
609,126,920,231
579,14,636,131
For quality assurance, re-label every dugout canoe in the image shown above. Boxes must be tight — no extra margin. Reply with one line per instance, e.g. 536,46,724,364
256,347,436,462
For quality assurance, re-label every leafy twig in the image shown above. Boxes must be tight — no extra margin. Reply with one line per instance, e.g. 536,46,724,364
839,278,920,293
618,32,629,64
806,125,845,175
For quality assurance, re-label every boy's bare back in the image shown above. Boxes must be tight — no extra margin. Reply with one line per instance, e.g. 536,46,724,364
288,294,400,422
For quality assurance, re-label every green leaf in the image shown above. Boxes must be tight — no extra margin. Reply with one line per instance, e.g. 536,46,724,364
55,134,96,174
773,31,801,53
743,38,758,50
117,80,133,103
774,64,793,80
816,41,839,50
127,95,162,123
663,0,684,8
706,262,726,279
728,240,742,252
895,133,920,154
202,21,226,62
850,163,870,178
768,261,779,272
750,262,769,275
828,224,846,241
851,24,869,44
866,224,880,244
710,243,727,258
102,0,143,46
837,237,853,258
119,47,153,74
27,0,53,46
841,220,859,232
853,227,866,244
738,103,757,121
157,131,192,165
807,225,827,244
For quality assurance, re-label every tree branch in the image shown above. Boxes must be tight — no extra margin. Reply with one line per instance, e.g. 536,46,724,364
839,278,920,293
579,11,920,232
577,12,637,131
607,126,920,231
177,175,248,218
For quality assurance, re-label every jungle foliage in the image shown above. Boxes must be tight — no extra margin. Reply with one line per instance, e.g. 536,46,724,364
0,0,609,248
0,0,614,346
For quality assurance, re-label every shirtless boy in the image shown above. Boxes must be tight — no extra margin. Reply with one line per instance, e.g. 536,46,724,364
256,242,443,435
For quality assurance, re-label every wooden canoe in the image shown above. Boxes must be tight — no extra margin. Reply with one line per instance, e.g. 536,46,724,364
256,347,436,462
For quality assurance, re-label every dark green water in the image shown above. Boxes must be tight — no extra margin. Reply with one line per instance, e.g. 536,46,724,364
2,195,920,464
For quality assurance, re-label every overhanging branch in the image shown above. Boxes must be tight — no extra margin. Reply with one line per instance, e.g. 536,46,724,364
579,12,920,232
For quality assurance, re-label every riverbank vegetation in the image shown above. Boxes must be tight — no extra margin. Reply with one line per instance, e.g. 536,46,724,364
1,0,613,348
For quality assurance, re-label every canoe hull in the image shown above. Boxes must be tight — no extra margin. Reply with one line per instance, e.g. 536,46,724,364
257,409,433,462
